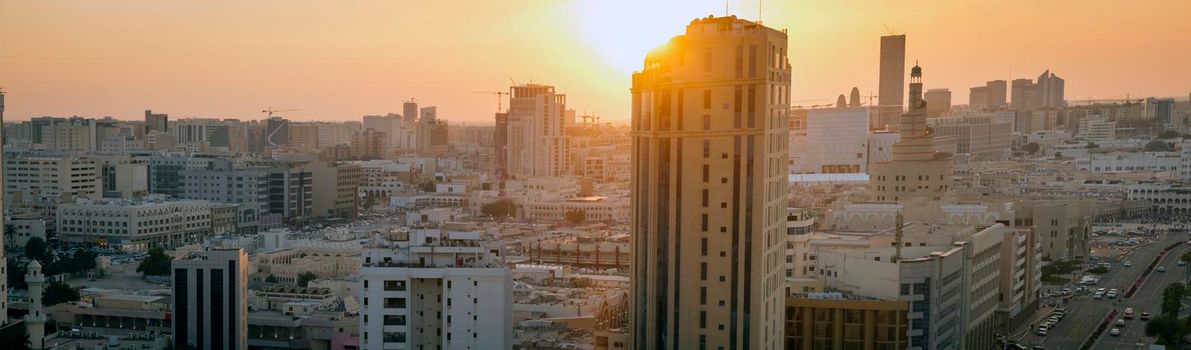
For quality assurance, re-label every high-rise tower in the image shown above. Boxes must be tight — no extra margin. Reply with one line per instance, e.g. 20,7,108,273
877,35,906,130
631,16,790,350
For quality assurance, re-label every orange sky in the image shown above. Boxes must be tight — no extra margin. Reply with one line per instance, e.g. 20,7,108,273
1,0,1188,124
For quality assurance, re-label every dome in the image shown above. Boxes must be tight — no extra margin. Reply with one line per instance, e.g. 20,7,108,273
911,64,922,78
28,259,43,274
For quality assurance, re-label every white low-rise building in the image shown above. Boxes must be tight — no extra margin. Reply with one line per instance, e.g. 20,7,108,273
360,229,512,350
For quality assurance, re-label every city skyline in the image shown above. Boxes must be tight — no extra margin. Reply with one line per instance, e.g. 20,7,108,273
2,0,1189,123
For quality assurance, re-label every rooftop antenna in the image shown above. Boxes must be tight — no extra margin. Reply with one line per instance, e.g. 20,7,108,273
725,0,729,16
883,23,895,35
893,210,904,263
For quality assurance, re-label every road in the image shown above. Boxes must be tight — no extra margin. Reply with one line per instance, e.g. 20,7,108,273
1093,240,1190,349
1016,225,1186,349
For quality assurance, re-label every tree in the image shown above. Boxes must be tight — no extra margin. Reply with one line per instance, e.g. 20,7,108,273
71,249,98,272
265,274,280,283
43,282,81,307
1158,130,1181,139
1023,142,1040,155
1162,282,1187,318
297,271,318,287
1054,152,1063,158
1147,315,1187,350
564,209,587,225
481,198,517,219
136,247,172,276
1146,140,1173,152
24,237,49,262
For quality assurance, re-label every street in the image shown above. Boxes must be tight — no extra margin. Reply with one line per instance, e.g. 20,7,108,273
1016,224,1187,349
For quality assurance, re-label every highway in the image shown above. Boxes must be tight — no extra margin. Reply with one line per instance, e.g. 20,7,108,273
1092,239,1190,349
1016,225,1187,349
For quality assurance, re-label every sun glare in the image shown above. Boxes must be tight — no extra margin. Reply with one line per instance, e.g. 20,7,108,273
570,0,730,74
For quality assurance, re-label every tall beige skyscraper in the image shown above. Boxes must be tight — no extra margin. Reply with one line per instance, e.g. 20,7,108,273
631,16,790,350
869,64,954,202
876,34,906,130
505,83,571,179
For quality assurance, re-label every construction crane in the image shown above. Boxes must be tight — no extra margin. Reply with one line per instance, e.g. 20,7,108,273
474,91,510,112
262,107,299,118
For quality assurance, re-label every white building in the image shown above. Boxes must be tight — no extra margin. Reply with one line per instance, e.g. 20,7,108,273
360,229,512,350
816,224,1008,350
1078,152,1180,173
57,195,213,251
1078,116,1116,143
796,106,869,173
172,248,249,350
867,131,900,166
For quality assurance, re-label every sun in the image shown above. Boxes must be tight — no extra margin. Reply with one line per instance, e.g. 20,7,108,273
569,0,729,74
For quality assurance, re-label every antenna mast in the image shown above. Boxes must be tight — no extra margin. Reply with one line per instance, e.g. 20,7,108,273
893,211,904,262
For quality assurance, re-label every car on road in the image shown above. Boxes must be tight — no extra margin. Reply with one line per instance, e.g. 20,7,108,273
1037,327,1048,336
1158,266,1168,272
1093,292,1104,299
1096,288,1106,294
1124,308,1135,319
1115,318,1126,327
1180,260,1186,266
1061,288,1071,295
1109,328,1121,336
1141,312,1152,320
1123,261,1133,267
1106,291,1117,299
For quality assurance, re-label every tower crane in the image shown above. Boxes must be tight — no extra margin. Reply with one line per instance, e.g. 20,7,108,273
262,107,299,118
474,91,510,112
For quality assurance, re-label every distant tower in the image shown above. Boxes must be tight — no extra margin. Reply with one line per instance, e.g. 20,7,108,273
0,88,6,326
877,35,907,130
402,99,419,127
26,260,46,350
849,87,861,107
837,94,847,107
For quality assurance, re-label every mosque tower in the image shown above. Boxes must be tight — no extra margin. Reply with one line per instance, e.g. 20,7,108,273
26,260,46,349
867,63,954,202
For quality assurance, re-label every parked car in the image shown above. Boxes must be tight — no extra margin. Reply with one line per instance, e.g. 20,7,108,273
1158,266,1168,273
1037,327,1048,336
1109,328,1121,336
1115,318,1126,327
1123,261,1133,267
1141,312,1152,320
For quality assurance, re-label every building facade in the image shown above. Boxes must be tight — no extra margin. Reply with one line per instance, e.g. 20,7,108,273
360,230,512,350
173,248,249,350
631,16,791,349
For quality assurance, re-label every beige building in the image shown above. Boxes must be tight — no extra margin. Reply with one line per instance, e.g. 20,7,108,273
783,295,909,350
869,65,954,202
309,161,362,220
630,16,791,349
505,83,573,179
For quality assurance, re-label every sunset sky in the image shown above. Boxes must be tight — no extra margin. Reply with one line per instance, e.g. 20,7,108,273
1,0,1188,124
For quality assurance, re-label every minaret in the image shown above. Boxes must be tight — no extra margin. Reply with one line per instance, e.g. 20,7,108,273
26,260,46,350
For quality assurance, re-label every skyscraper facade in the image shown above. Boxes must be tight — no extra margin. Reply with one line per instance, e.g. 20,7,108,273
173,248,249,350
924,88,952,118
877,35,906,130
505,83,572,179
631,16,790,350
145,109,168,133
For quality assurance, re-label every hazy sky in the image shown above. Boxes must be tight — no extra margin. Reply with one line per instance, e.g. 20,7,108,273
2,0,1188,124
